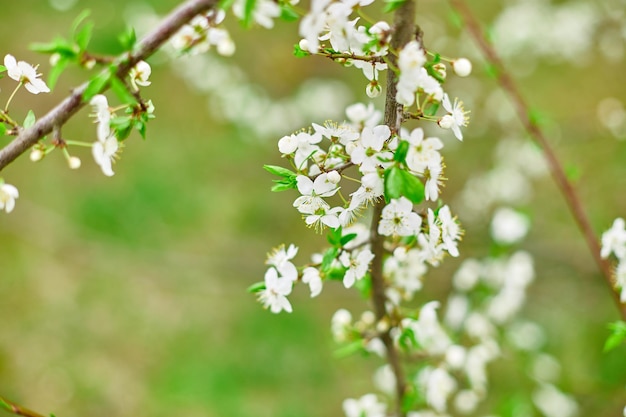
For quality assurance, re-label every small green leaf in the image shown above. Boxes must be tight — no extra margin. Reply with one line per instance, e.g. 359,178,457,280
423,102,440,117
110,76,138,106
604,321,626,352
264,165,296,178
383,166,425,204
394,140,409,163
339,233,357,246
279,3,299,22
0,124,6,137
327,226,342,246
293,44,310,58
320,247,339,273
218,0,236,11
247,281,266,293
71,9,91,35
74,21,94,52
23,110,36,129
135,120,147,139
30,37,77,58
111,116,132,140
84,71,112,101
270,179,297,192
333,340,364,358
565,164,581,182
383,0,406,13
119,27,137,51
0,65,6,73
47,56,70,90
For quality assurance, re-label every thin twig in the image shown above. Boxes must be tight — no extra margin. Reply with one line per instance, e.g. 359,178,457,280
0,395,47,417
0,0,218,172
448,0,626,320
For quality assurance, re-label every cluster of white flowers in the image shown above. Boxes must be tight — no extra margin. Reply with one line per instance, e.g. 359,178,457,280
171,9,235,56
601,218,626,302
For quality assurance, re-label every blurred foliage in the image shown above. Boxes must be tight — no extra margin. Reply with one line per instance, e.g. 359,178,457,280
0,0,625,417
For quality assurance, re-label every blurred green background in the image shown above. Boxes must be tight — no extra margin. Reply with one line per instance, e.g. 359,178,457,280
0,0,625,416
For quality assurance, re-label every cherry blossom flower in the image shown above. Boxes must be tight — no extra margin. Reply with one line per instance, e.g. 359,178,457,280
0,182,19,213
438,205,461,257
339,248,374,288
403,127,443,174
350,172,383,207
293,172,340,214
440,93,469,141
350,124,392,172
601,217,626,259
302,266,323,297
92,134,119,177
266,243,298,269
4,54,50,94
90,95,111,141
129,60,152,91
258,267,294,313
378,197,421,237
343,394,386,417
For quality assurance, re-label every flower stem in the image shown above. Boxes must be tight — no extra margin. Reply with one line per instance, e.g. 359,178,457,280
0,395,47,417
4,83,22,113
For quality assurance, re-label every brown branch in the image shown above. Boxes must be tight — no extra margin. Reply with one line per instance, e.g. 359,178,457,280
368,2,417,416
0,396,46,417
448,0,626,320
0,0,218,172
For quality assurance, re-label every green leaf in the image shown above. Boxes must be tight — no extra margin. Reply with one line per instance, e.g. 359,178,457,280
247,281,266,293
383,0,406,13
74,21,94,52
383,166,425,204
71,9,91,35
0,65,6,73
263,165,296,178
293,43,310,58
111,116,132,140
23,110,36,129
604,321,626,352
279,3,299,22
394,140,409,163
119,27,137,51
218,0,236,11
110,76,138,106
565,164,581,182
270,179,297,192
30,37,77,58
0,124,6,137
339,233,357,247
423,102,439,117
47,56,70,90
333,340,364,358
83,71,112,101
242,0,257,28
320,247,339,273
327,226,343,246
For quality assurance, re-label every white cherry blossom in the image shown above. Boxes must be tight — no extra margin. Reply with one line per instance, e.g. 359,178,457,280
0,182,19,213
440,94,469,140
4,54,50,94
339,248,375,288
378,197,421,236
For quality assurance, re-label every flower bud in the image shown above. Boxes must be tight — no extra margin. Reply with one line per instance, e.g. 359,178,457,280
433,63,447,80
438,114,454,130
68,156,81,169
452,58,472,77
298,39,310,52
366,81,382,98
327,170,341,184
30,148,44,162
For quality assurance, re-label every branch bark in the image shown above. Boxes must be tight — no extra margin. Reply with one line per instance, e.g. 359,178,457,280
448,0,626,320
369,1,417,416
0,0,218,172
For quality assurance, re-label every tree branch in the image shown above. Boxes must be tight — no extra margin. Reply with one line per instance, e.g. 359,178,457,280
368,1,417,416
0,396,46,417
0,0,218,172
448,0,626,320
